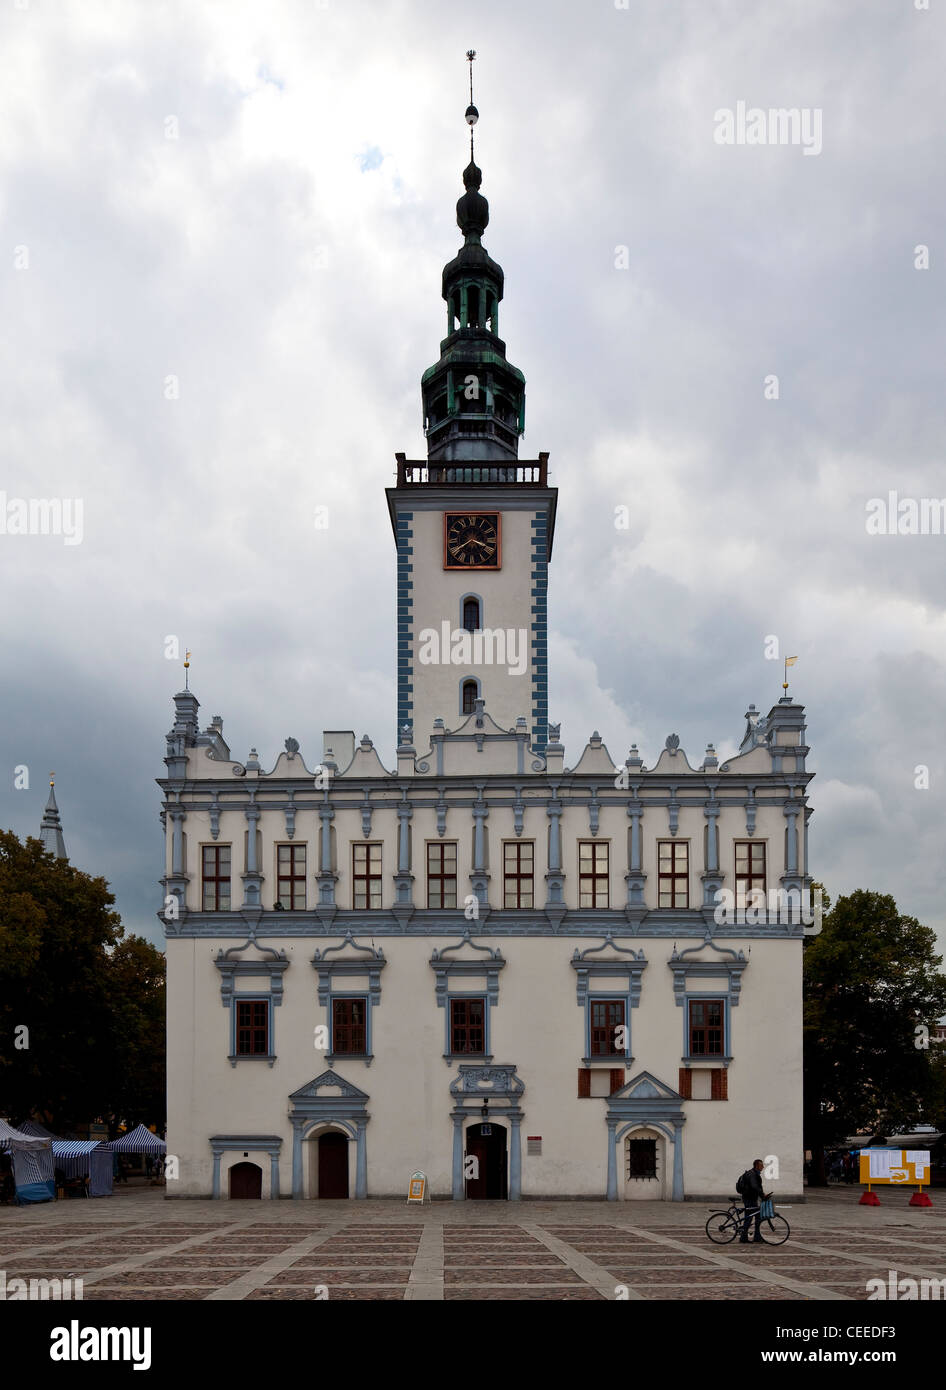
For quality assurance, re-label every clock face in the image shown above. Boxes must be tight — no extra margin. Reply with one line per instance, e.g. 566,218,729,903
444,513,501,569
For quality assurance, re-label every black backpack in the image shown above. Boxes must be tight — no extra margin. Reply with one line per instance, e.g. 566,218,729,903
736,1170,749,1196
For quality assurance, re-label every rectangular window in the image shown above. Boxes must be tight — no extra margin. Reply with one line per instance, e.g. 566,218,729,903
503,840,534,908
735,841,766,906
428,842,457,909
202,845,231,911
235,999,268,1056
352,843,382,909
626,1138,658,1180
332,998,367,1055
450,998,485,1054
689,999,725,1057
277,843,306,910
579,841,609,908
658,840,688,907
589,999,626,1056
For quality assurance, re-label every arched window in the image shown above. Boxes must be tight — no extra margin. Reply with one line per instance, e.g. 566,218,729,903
462,597,481,633
462,680,477,714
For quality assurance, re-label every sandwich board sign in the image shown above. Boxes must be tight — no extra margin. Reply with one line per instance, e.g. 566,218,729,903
407,1171,429,1204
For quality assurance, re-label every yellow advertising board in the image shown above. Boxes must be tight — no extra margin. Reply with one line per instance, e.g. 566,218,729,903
407,1171,428,1204
858,1149,930,1187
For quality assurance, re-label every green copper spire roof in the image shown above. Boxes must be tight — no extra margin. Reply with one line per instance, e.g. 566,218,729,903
421,56,526,462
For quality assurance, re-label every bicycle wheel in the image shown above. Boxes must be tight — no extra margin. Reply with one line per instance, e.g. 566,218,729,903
759,1214,790,1245
705,1212,737,1243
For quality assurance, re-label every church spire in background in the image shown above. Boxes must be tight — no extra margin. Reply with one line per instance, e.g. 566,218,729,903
40,774,68,860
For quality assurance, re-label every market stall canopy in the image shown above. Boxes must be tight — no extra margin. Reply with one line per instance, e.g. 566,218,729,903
0,1117,52,1150
16,1120,57,1141
103,1124,166,1154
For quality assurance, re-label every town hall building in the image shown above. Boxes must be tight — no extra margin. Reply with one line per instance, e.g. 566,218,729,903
160,92,814,1202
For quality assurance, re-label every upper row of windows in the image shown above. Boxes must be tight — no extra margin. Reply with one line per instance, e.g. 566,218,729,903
201,839,768,912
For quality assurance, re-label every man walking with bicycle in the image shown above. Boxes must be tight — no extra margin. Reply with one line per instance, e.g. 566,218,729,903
737,1157,770,1244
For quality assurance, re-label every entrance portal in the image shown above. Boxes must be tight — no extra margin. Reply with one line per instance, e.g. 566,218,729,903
465,1122,508,1199
229,1161,262,1199
317,1131,349,1198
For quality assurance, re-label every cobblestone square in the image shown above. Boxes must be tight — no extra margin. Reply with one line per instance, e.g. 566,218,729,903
1,1187,942,1301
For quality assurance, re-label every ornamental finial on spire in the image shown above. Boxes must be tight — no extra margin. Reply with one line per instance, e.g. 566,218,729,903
465,49,478,163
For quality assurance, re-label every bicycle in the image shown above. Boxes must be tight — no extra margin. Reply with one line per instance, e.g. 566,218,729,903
705,1197,790,1245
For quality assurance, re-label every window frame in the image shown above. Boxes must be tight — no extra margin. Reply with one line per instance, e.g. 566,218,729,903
233,997,270,1058
687,997,726,1059
658,839,689,908
588,997,627,1059
503,839,534,909
427,840,458,909
734,840,766,908
447,994,488,1057
625,1137,658,1181
331,995,369,1057
202,843,232,912
578,840,610,908
352,841,382,910
276,842,306,911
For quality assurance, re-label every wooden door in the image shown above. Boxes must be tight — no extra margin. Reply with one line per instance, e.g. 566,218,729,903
465,1123,507,1199
317,1132,349,1198
229,1161,262,1199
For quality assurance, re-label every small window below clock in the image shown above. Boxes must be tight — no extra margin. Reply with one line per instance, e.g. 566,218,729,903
461,680,478,715
462,597,481,632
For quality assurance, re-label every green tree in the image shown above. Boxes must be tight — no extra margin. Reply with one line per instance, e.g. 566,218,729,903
0,830,165,1134
803,889,946,1184
101,935,166,1135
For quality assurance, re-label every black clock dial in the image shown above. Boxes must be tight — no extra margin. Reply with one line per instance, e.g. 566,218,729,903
445,514,499,568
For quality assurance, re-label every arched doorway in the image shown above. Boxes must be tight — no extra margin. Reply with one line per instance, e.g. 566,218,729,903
623,1126,665,1201
317,1131,350,1199
465,1122,508,1199
229,1161,262,1199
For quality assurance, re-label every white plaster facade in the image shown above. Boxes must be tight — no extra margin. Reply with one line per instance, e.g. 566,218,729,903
160,133,814,1204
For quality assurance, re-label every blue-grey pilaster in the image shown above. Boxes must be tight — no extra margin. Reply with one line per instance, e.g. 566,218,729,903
241,802,262,907
355,1119,368,1199
509,1114,522,1200
452,1115,464,1200
470,788,490,908
625,796,646,917
544,795,566,927
606,1118,618,1201
671,1120,685,1201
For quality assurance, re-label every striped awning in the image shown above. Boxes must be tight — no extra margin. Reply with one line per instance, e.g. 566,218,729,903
103,1123,166,1153
0,1117,51,1151
52,1140,102,1158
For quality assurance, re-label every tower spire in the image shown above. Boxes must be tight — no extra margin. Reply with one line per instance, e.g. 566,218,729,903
419,52,526,462
466,49,477,163
40,773,68,860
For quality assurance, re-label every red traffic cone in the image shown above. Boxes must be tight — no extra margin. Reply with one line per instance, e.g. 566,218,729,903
909,1191,933,1207
859,1190,881,1205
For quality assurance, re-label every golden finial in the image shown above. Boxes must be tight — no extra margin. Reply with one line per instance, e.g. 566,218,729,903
184,649,191,691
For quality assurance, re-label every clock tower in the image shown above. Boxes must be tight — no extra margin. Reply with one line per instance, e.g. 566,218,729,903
386,76,557,753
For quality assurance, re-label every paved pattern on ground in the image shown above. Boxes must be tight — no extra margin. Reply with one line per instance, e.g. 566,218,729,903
1,1188,943,1301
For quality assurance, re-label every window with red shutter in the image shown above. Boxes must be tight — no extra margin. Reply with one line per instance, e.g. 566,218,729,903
711,1067,728,1100
609,1068,625,1095
578,1069,591,1098
678,1067,692,1099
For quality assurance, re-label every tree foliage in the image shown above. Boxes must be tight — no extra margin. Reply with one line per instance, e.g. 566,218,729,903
0,830,165,1133
803,888,946,1170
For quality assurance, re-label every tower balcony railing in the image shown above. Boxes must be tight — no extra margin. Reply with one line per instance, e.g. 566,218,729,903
394,452,548,487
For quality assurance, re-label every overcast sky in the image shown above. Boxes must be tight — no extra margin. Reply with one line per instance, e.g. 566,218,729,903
1,0,944,959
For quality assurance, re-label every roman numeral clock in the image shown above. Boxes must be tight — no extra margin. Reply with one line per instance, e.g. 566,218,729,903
444,513,501,569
